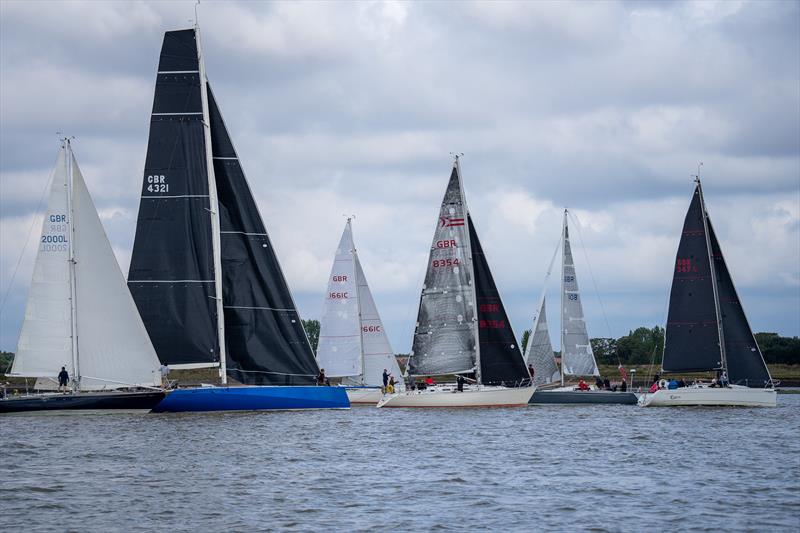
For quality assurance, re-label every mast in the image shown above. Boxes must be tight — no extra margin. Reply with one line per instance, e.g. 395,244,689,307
560,209,567,387
350,218,367,384
696,177,727,375
65,138,80,389
454,155,481,385
196,25,227,384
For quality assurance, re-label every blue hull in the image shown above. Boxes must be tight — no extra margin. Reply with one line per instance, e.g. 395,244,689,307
150,386,350,413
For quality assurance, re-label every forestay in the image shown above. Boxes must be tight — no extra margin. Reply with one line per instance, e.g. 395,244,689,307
561,217,599,377
408,165,476,377
317,221,362,378
525,298,560,387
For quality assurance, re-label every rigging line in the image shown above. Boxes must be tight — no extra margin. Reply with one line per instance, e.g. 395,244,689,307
0,162,56,317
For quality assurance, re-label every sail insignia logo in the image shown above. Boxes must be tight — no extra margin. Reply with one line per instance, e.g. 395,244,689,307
439,217,465,228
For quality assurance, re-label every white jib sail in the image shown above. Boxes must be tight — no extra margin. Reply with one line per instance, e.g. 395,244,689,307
12,148,73,379
71,156,161,389
561,215,599,377
316,220,362,378
525,297,560,386
351,252,405,391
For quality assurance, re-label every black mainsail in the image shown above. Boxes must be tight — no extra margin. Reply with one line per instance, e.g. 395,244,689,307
129,28,318,384
128,29,218,367
407,158,528,386
663,180,771,386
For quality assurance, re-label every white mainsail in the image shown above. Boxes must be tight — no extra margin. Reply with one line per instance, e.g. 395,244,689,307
12,143,161,389
561,213,600,377
12,149,73,379
352,252,405,391
317,220,404,388
525,297,560,386
317,220,362,378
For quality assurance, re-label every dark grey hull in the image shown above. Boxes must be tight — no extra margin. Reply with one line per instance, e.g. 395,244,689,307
530,389,638,405
0,391,166,413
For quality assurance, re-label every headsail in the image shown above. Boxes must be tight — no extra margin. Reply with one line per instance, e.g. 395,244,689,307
408,164,476,377
663,185,721,372
561,215,599,377
128,29,219,367
316,220,362,378
12,149,73,379
353,249,405,390
708,217,771,386
469,215,528,385
71,155,161,389
209,85,318,386
525,297,560,386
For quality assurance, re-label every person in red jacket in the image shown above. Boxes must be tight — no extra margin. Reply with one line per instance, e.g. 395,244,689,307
577,379,589,391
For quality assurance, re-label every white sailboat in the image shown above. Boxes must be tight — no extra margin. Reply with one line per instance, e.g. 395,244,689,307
640,178,776,407
377,157,534,408
527,210,637,404
316,218,405,404
2,141,165,413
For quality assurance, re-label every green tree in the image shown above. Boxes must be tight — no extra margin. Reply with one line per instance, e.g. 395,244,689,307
754,333,800,364
590,338,618,365
302,319,320,354
521,329,531,353
0,351,13,374
615,326,664,365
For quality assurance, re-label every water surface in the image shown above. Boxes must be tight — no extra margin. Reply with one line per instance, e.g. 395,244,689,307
2,395,798,531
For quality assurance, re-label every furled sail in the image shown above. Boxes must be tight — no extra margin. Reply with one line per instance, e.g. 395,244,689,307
561,218,599,377
663,185,721,372
209,85,318,386
352,250,405,390
316,220,362,378
128,29,219,367
525,298,560,386
12,149,73,378
469,215,528,385
708,219,771,386
408,165,476,377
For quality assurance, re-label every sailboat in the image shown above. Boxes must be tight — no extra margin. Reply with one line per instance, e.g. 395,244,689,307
527,210,637,404
377,157,534,408
640,178,776,407
126,27,348,412
1,141,165,413
316,218,405,404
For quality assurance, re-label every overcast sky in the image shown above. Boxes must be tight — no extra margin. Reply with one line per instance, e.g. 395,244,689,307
1,0,798,355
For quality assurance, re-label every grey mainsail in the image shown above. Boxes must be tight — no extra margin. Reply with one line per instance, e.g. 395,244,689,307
561,213,600,377
407,163,476,377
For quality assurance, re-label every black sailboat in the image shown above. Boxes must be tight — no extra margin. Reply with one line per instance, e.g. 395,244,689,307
378,157,533,407
641,178,776,407
127,27,347,411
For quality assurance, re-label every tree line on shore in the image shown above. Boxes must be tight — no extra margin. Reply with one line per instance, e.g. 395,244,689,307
1,322,797,373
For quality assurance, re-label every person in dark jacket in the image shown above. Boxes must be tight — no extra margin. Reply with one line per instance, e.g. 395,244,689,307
382,369,389,393
456,375,465,392
317,368,327,386
620,379,627,392
58,366,69,393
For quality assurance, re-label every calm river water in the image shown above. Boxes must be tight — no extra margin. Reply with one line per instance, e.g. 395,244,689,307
2,394,798,532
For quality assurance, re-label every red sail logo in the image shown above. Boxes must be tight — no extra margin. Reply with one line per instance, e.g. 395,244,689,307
439,217,465,227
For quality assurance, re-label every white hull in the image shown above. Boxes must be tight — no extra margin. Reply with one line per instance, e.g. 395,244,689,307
639,384,777,407
344,387,383,405
376,384,534,408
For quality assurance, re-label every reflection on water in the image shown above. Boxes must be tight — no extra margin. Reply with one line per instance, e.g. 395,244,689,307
2,395,799,531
